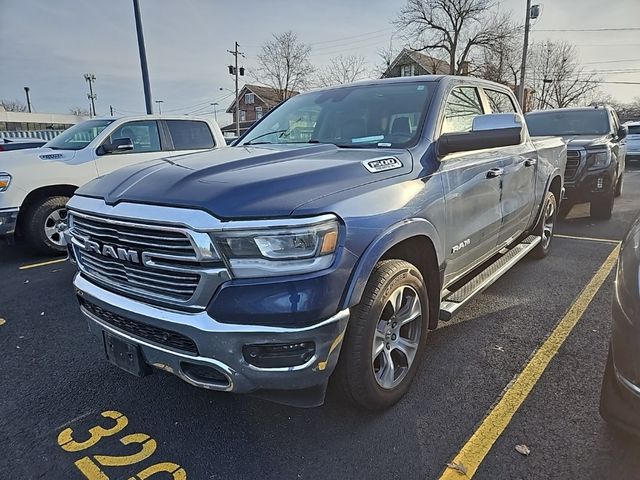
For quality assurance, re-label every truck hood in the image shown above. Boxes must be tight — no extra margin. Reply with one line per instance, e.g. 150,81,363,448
563,135,610,148
0,147,77,169
76,144,413,218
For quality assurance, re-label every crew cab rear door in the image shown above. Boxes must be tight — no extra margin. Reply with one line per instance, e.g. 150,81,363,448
437,86,503,283
481,88,536,246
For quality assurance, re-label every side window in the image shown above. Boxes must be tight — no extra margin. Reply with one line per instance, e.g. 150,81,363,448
441,87,484,134
245,93,255,104
109,121,161,153
165,120,215,150
484,89,517,113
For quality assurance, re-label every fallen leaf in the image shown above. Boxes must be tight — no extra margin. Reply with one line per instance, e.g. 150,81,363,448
24,280,29,284
0,318,6,326
492,345,505,352
515,444,530,456
446,461,468,476
40,312,45,316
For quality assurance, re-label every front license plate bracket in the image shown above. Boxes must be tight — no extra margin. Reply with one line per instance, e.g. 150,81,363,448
103,332,150,377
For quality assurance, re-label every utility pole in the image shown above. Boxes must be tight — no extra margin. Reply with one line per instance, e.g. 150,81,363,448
155,100,164,114
133,0,153,114
211,102,219,122
23,87,32,113
227,41,245,137
84,73,97,117
110,105,114,116
518,0,532,109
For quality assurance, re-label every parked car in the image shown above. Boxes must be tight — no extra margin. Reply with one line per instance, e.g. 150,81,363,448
600,214,640,435
65,76,566,409
0,137,47,152
624,121,640,162
0,115,225,253
526,106,627,219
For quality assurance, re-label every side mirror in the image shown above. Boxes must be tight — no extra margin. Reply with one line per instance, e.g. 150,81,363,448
101,137,134,154
617,125,628,140
438,113,523,157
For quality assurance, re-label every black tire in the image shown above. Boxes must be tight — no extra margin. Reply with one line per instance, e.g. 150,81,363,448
332,259,429,410
530,191,557,259
25,196,70,255
590,187,615,220
600,346,640,437
615,173,623,197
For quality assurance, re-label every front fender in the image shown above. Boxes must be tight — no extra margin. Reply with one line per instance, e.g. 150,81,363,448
341,218,444,309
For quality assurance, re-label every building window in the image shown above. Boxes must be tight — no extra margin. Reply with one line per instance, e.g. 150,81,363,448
245,93,255,104
240,110,246,122
401,64,414,77
255,106,263,119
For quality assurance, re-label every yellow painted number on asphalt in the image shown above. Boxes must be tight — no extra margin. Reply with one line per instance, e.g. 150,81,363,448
57,410,187,479
57,411,129,452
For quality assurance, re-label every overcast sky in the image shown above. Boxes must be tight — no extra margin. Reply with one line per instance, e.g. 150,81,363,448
1,0,638,125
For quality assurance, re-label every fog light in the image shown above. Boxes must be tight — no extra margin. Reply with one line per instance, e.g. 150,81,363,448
596,177,604,189
243,342,315,368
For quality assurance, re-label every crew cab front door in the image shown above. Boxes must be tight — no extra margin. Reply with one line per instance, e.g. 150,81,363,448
95,120,166,176
481,88,536,246
438,86,503,284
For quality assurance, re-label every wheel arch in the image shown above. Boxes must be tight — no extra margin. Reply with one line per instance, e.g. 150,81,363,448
530,172,562,232
17,184,78,233
341,219,444,330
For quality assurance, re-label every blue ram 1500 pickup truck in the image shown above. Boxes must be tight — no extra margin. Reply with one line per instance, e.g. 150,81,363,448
65,76,566,409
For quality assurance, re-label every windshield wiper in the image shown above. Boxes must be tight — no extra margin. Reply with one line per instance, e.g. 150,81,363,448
244,129,289,145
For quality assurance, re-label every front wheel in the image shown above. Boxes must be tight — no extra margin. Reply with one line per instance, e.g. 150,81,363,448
332,259,429,410
25,196,70,255
530,191,557,259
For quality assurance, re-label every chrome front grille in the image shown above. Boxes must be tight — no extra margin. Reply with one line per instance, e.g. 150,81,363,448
68,210,229,310
565,150,581,181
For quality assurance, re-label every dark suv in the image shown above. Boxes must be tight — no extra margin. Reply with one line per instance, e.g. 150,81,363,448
526,106,627,219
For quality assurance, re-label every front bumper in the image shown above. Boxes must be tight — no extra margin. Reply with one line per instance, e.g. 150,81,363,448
0,207,19,237
74,273,349,397
563,164,615,204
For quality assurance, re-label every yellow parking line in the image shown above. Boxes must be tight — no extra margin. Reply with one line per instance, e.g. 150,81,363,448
439,245,620,480
18,258,67,270
555,233,620,245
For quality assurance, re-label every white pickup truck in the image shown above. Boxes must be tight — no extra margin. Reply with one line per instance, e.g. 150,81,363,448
0,115,225,254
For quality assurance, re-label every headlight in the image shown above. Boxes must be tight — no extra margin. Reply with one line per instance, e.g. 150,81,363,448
0,173,11,192
586,149,611,170
213,216,340,278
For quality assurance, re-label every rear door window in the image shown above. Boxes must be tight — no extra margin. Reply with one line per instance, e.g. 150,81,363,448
484,89,517,113
166,120,215,150
441,87,484,134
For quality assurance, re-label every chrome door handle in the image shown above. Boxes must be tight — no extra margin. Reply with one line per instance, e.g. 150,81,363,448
486,168,504,178
524,158,537,167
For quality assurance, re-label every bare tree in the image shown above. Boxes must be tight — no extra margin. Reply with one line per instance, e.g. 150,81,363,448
69,106,91,116
255,31,314,101
376,42,399,77
1,99,28,112
395,0,513,75
528,41,600,109
316,55,369,87
478,21,521,86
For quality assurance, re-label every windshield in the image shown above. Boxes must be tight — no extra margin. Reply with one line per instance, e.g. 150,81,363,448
240,82,434,148
45,119,113,150
526,109,610,136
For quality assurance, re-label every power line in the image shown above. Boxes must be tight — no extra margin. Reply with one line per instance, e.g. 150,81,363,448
583,58,640,65
308,27,396,47
534,27,640,32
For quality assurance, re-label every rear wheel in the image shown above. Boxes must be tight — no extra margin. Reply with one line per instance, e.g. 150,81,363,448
530,191,557,259
590,186,615,220
25,196,70,255
332,259,429,410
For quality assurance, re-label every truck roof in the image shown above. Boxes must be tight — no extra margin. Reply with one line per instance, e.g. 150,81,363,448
90,114,217,123
527,106,613,115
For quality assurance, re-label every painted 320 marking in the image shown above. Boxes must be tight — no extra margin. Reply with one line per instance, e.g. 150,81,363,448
57,410,186,479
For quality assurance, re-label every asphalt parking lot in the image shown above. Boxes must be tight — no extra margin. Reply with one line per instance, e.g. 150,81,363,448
2,164,639,480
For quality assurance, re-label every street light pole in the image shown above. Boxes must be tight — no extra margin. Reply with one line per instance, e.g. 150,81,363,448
518,0,532,109
23,87,32,113
84,73,97,117
227,41,244,137
133,0,153,114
